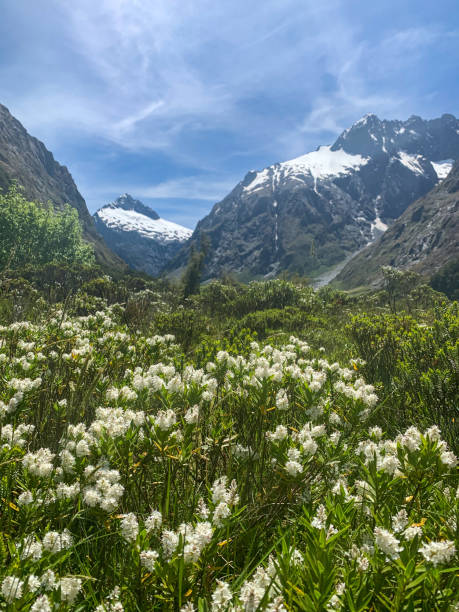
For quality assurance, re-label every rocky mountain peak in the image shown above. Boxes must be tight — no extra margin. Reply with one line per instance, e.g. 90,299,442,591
103,193,160,221
335,162,459,288
332,112,459,159
168,112,459,282
94,195,192,276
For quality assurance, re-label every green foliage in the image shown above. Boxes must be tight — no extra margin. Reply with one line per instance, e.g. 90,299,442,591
0,184,94,271
0,306,457,610
0,234,457,611
381,266,421,313
182,233,210,298
232,307,321,338
153,306,209,352
430,258,459,300
222,279,315,318
348,304,459,449
0,277,48,323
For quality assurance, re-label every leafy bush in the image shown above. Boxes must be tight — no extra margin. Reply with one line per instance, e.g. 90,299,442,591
0,184,94,271
232,307,320,338
349,305,459,449
431,259,459,301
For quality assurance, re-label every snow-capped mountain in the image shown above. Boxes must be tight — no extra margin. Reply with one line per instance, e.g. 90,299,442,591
168,113,459,281
94,194,192,276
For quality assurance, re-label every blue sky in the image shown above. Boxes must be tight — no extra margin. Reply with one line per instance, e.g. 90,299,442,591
1,0,458,228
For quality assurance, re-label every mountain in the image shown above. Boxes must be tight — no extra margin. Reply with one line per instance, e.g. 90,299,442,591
168,113,459,281
94,194,192,276
0,103,125,270
333,162,459,289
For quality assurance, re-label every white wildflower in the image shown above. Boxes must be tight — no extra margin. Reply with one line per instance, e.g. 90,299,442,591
19,536,43,560
440,451,458,468
59,576,82,603
369,426,382,439
27,575,41,593
211,580,232,610
184,405,200,425
285,460,303,476
213,501,231,527
392,509,409,533
275,389,289,410
161,530,179,559
75,439,91,457
403,525,422,540
140,549,159,571
311,505,327,530
145,510,162,532
197,498,210,519
419,540,455,566
374,527,403,560
1,576,24,603
267,597,287,611
120,513,138,543
42,529,73,553
40,570,58,591
266,425,288,441
17,490,34,505
425,425,442,441
23,448,54,478
30,594,52,611
154,409,176,431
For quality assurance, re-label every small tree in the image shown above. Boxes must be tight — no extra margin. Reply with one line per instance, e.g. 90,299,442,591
381,266,419,313
182,233,210,298
0,184,94,271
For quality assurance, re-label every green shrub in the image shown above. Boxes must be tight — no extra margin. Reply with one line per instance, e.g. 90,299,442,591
348,305,459,449
0,184,94,271
430,258,459,300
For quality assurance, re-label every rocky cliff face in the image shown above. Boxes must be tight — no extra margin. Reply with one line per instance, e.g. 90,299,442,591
334,162,459,288
94,194,192,276
0,103,125,270
168,113,459,280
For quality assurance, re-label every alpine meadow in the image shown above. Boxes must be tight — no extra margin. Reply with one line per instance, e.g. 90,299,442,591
0,1,458,610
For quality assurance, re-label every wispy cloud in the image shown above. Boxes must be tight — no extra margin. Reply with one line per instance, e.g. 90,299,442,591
133,177,238,201
83,175,239,205
114,101,165,133
1,0,458,224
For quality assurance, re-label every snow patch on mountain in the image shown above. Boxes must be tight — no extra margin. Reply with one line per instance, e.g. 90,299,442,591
398,152,425,175
244,168,270,193
370,216,388,236
281,145,369,179
96,207,192,244
431,160,454,180
244,145,369,193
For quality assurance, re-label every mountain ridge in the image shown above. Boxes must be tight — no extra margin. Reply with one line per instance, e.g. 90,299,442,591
0,103,125,271
94,194,192,276
167,113,459,281
333,161,459,288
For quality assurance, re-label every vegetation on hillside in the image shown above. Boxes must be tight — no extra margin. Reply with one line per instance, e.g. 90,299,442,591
0,185,94,272
0,259,457,609
431,259,459,301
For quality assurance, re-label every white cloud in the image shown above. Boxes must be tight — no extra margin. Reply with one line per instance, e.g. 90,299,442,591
114,101,165,133
5,0,360,153
84,175,238,203
133,177,238,201
2,0,457,228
